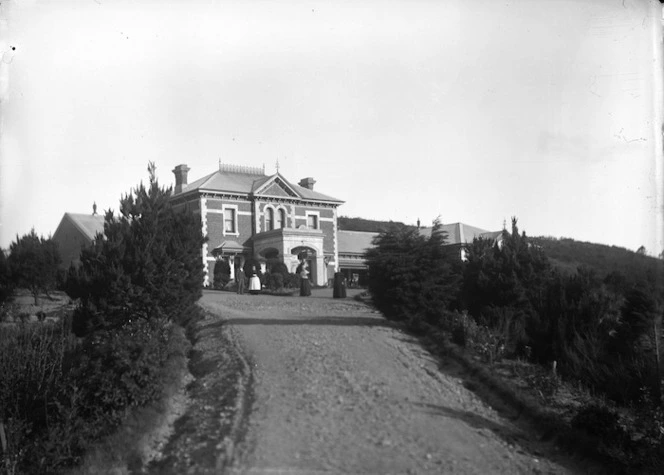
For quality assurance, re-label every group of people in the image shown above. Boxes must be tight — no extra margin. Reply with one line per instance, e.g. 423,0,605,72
234,260,347,298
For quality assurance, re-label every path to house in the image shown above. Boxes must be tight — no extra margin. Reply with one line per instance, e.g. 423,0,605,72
155,289,586,474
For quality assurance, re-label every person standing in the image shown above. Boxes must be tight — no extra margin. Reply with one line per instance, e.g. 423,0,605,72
236,265,246,295
249,265,261,295
298,260,311,297
333,271,347,299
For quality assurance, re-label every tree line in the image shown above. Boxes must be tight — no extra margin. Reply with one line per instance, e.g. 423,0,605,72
367,218,663,403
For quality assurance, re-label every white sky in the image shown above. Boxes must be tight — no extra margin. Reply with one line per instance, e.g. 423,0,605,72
1,0,663,253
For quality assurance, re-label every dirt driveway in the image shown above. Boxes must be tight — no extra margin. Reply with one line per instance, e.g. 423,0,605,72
191,289,584,475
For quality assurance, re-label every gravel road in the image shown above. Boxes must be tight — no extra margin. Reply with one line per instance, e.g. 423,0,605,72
194,289,585,475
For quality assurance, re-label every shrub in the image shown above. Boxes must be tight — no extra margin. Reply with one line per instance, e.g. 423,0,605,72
0,315,186,474
572,403,627,445
0,249,13,305
7,229,61,305
0,318,80,473
284,272,300,289
269,261,289,277
72,163,205,335
365,219,460,326
213,260,231,290
269,273,285,291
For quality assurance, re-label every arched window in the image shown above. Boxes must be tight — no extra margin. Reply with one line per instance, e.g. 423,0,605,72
277,208,286,228
266,207,274,231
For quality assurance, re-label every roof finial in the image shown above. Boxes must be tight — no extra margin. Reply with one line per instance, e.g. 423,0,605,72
275,158,280,173
503,218,507,230
93,202,97,215
219,157,222,171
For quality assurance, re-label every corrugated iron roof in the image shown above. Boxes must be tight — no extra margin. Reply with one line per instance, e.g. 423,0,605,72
338,230,379,255
180,168,343,203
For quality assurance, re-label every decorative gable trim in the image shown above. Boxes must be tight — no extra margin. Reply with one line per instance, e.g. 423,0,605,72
253,174,300,199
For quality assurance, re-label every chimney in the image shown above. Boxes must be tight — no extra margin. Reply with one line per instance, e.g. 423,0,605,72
298,177,316,190
172,164,190,194
417,218,420,229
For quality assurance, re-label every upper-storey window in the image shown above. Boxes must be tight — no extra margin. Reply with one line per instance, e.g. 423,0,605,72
307,214,319,230
266,208,275,231
224,207,236,234
277,208,286,229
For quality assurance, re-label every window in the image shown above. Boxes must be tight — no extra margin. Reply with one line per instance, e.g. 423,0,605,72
307,214,318,229
277,208,286,228
266,208,274,231
224,208,236,233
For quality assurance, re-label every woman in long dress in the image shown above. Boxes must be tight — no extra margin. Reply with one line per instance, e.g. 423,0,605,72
333,271,347,299
297,261,311,297
249,266,261,295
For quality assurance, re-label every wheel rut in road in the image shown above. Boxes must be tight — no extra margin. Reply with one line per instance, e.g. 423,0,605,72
195,290,587,475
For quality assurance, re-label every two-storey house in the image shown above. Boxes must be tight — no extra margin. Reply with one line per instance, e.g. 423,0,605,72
170,163,344,287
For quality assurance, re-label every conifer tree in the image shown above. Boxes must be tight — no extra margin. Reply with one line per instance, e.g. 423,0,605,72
7,229,61,304
73,162,205,335
365,219,459,324
0,248,14,305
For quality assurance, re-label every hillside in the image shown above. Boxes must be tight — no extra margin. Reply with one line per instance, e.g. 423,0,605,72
531,236,664,293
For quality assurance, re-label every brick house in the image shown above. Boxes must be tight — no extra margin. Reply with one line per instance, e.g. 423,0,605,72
170,163,344,287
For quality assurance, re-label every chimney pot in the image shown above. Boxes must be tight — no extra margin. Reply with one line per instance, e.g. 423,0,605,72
172,164,190,194
298,177,316,190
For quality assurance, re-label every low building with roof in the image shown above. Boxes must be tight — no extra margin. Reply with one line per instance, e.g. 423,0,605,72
417,223,504,261
52,212,105,268
336,223,504,282
170,163,345,287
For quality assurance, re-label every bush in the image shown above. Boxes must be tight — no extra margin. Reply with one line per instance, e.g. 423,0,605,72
0,249,14,305
0,318,80,473
572,403,627,445
7,229,61,305
0,316,186,474
365,219,460,327
213,260,231,290
72,162,205,336
284,272,300,289
268,273,285,291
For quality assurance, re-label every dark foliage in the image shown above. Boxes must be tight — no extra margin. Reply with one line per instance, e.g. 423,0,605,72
0,317,188,473
268,272,284,290
530,236,664,304
213,260,231,290
365,219,460,327
7,229,61,304
0,249,13,305
72,163,206,336
269,260,290,279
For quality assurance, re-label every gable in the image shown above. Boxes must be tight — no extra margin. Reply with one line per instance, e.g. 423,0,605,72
261,181,293,198
255,177,299,198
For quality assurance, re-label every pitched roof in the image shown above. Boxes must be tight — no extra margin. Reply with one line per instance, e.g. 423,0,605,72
179,167,343,203
290,181,343,203
211,240,246,254
418,223,499,245
182,170,267,195
338,230,379,255
61,213,105,241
